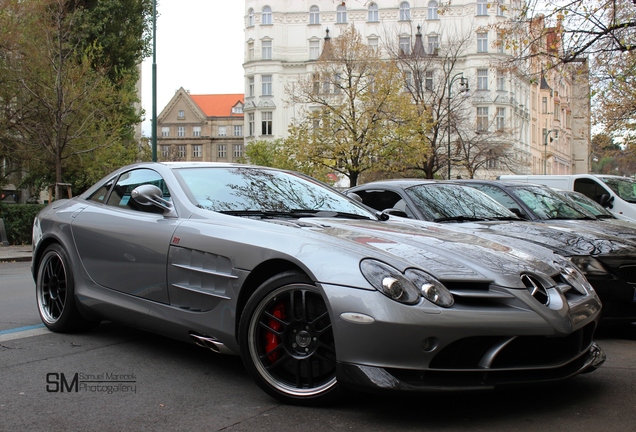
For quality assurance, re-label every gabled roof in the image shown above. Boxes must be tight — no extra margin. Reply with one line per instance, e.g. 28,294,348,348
190,94,244,117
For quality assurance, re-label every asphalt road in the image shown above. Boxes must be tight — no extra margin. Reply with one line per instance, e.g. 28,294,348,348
1,261,635,431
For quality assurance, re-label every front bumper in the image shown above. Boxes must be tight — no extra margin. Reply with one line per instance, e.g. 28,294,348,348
320,280,603,391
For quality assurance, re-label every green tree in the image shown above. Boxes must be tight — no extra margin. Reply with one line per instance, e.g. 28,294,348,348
0,0,151,199
285,26,411,187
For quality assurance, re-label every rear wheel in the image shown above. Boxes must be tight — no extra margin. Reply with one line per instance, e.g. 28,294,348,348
36,244,99,332
239,271,339,405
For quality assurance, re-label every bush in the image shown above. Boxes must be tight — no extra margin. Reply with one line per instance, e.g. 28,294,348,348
0,203,46,245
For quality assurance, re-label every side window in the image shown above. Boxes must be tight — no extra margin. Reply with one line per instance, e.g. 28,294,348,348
87,178,115,203
573,178,608,204
356,190,412,217
472,185,521,211
106,169,170,213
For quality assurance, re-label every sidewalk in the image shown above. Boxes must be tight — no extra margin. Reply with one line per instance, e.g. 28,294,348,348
0,245,32,262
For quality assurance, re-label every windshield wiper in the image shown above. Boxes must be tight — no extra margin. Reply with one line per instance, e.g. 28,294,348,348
433,216,486,223
219,209,373,220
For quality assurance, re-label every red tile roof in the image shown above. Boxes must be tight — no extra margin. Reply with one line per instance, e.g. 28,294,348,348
190,93,244,117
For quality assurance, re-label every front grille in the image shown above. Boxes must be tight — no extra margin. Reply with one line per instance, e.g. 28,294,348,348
618,265,636,284
429,322,595,370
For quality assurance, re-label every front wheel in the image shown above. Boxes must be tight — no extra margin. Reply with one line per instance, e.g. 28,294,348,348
36,244,99,332
239,271,339,405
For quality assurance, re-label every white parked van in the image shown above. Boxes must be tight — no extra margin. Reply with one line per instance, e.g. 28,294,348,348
498,174,636,222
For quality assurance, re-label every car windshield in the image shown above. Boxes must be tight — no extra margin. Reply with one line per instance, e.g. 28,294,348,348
404,184,519,221
601,177,636,203
559,191,614,219
512,185,593,220
173,166,375,219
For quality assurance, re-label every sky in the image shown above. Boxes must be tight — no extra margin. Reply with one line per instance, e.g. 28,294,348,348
140,1,245,136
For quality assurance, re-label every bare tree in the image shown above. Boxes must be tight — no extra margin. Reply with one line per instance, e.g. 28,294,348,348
285,25,409,187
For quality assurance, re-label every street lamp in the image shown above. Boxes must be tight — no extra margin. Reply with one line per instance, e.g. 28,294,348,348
543,129,557,174
151,0,157,162
447,73,469,179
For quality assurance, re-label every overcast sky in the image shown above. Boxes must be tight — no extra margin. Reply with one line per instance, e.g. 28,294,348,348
140,1,245,136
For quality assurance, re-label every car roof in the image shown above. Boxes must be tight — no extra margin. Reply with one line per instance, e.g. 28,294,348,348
351,179,447,189
453,179,545,188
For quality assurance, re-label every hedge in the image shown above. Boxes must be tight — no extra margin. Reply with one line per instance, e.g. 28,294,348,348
0,204,46,245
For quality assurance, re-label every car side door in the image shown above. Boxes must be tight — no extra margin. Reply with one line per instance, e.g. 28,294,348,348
71,168,181,303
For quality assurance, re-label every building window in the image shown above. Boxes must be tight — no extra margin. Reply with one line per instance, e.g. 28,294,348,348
262,75,272,96
336,5,347,23
497,32,504,53
399,36,411,55
310,5,320,24
477,32,488,52
496,107,505,131
161,127,169,137
232,105,243,114
425,71,434,91
178,145,186,157
234,125,243,136
334,73,342,94
542,96,548,113
368,3,378,22
193,126,201,137
497,70,505,91
368,37,379,53
428,35,439,54
248,77,255,97
477,69,488,90
262,40,272,60
248,8,254,26
248,113,255,136
178,110,185,119
477,107,489,131
248,42,254,61
404,71,413,92
233,144,244,158
218,144,227,158
399,2,411,20
497,0,505,16
322,76,330,94
554,103,560,120
193,145,202,158
309,40,320,60
262,6,272,25
218,126,227,137
428,1,438,20
477,0,488,15
161,145,170,158
262,111,273,135
177,126,185,137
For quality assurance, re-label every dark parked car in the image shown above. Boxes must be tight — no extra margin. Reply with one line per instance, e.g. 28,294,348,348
347,179,636,323
32,163,605,405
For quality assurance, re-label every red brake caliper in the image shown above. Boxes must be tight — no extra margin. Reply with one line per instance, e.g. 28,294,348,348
266,303,285,363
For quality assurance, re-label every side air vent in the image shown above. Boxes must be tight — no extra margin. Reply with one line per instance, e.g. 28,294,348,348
521,274,550,306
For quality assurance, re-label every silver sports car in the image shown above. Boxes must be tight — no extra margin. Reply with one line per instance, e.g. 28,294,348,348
32,162,605,405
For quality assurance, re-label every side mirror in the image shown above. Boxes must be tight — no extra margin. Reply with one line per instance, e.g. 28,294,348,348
599,193,614,209
508,207,527,219
382,208,409,218
131,184,177,217
347,192,363,203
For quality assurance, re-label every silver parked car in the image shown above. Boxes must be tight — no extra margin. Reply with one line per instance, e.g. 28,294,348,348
32,162,605,405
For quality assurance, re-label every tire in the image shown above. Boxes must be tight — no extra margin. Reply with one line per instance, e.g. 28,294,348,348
36,244,99,332
239,271,339,406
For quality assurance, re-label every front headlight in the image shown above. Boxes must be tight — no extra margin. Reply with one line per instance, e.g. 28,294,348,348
557,260,596,294
569,256,609,278
360,259,454,307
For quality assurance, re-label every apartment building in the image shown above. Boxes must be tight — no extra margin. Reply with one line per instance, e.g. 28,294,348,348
243,0,591,178
156,88,245,162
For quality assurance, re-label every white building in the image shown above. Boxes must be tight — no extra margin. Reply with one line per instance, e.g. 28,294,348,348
243,1,589,177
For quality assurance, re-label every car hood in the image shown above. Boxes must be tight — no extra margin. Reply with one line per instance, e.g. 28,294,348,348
535,218,636,241
288,217,565,288
441,219,636,257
